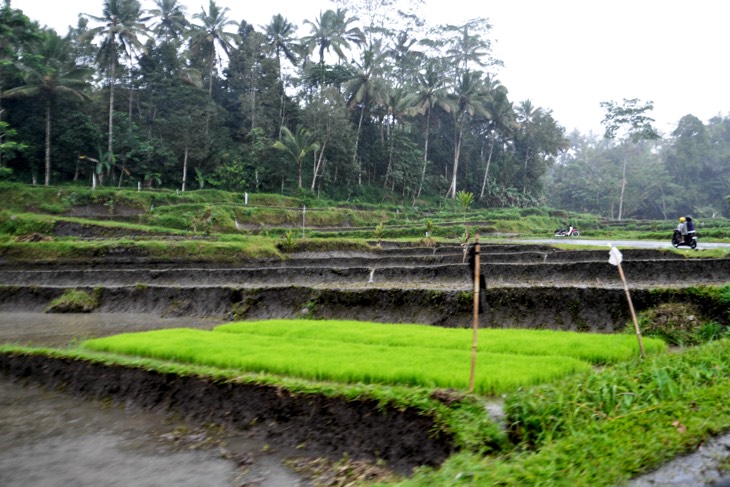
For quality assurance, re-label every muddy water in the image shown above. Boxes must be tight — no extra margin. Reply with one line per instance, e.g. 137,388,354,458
0,311,225,348
0,312,309,487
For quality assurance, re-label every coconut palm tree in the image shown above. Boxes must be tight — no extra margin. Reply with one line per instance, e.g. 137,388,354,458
516,99,539,194
383,86,417,190
273,126,320,190
445,70,490,198
85,0,148,177
264,14,298,139
344,39,388,185
3,30,92,185
188,0,240,95
412,59,449,198
301,8,364,87
478,76,514,201
147,0,188,42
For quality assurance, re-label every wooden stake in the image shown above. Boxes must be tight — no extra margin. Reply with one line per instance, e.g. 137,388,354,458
617,261,645,359
469,234,480,392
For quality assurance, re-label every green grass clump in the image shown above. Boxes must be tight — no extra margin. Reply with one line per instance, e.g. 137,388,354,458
47,288,101,312
214,319,666,365
398,339,730,487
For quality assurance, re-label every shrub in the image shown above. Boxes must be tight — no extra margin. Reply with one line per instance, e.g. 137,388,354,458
46,288,101,313
635,302,727,346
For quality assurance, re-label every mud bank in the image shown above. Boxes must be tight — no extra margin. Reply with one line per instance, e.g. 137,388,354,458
1,284,727,332
2,243,729,332
0,351,453,475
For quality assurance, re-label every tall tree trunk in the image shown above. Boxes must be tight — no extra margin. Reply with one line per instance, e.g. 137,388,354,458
297,156,303,190
208,56,214,95
182,146,189,192
618,149,627,220
44,100,51,186
447,123,463,198
384,121,396,188
353,106,365,185
479,136,496,200
415,109,431,201
311,141,327,191
108,58,116,174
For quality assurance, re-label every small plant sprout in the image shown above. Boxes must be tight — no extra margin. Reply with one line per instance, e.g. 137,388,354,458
456,190,474,225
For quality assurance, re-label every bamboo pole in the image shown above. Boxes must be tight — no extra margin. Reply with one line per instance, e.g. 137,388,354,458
469,234,480,392
617,261,645,358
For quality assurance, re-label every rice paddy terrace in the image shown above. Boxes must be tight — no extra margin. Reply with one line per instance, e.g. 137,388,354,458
1,241,729,332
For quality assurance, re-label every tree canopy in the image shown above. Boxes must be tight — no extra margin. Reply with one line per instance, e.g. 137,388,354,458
0,1,727,218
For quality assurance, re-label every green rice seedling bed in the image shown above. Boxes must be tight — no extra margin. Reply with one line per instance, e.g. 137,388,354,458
214,320,666,365
82,321,666,395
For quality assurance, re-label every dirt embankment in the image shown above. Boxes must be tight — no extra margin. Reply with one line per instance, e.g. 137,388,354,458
0,351,453,474
1,244,729,331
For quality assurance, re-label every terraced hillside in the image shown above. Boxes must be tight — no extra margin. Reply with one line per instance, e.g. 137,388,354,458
2,242,728,332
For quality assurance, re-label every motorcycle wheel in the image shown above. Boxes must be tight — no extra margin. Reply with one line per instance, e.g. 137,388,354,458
671,239,679,248
571,231,580,237
690,239,697,249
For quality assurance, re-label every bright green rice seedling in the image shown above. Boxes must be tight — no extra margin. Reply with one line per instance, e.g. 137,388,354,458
82,320,665,394
214,319,666,365
84,327,591,394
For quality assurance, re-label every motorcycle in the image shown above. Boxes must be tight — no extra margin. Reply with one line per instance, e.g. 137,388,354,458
672,229,698,249
554,226,580,237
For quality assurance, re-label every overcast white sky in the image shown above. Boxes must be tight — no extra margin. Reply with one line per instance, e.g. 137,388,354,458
12,0,730,136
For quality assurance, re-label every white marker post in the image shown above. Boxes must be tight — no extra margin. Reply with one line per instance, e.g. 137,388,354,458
608,245,645,358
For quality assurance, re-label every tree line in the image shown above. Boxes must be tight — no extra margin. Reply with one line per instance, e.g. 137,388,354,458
0,0,727,219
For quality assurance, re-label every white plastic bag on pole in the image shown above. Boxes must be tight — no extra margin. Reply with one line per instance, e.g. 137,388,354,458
608,245,623,266
607,244,645,358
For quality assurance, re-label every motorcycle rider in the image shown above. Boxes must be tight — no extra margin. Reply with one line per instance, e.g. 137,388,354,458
676,217,687,243
685,215,696,241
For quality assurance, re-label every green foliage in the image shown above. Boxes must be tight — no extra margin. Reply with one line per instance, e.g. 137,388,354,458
47,288,101,313
636,298,730,347
280,229,296,251
0,211,55,236
374,222,385,240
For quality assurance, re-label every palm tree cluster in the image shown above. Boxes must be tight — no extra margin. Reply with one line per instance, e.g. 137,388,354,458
2,0,726,218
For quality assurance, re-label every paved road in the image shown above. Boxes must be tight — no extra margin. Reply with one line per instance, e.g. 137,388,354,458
518,238,730,250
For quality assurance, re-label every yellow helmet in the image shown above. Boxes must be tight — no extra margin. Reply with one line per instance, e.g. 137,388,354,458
679,217,686,222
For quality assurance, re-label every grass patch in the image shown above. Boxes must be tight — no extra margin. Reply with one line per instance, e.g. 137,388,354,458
398,339,730,486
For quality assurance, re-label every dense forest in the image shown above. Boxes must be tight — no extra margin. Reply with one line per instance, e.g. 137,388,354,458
0,0,728,219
